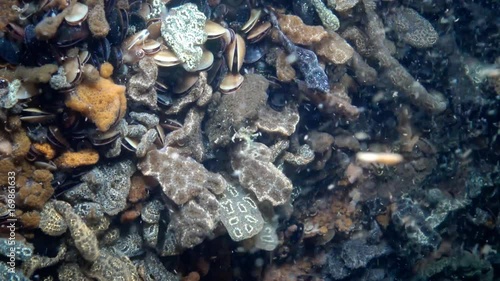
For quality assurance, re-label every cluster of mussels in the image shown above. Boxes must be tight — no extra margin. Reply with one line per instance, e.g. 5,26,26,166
0,0,499,280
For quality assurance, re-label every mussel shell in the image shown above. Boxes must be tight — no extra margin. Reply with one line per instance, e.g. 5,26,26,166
122,137,139,152
155,124,166,146
89,129,120,146
142,39,161,55
20,108,56,123
205,36,227,58
62,56,82,85
173,72,200,94
241,9,262,33
207,56,228,88
160,119,183,131
65,2,89,26
16,82,40,100
79,50,91,64
34,161,57,171
268,89,288,111
129,12,147,31
205,20,228,39
0,79,8,91
155,80,169,93
244,43,265,64
219,73,244,94
227,4,251,31
0,38,21,65
56,22,90,48
89,38,111,65
26,145,42,162
6,23,25,43
147,19,162,40
23,25,54,66
153,49,181,67
107,7,129,45
123,29,150,50
157,93,173,107
48,126,71,149
109,47,123,70
246,21,271,43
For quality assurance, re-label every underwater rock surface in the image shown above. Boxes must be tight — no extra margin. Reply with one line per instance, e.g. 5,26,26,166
0,0,498,280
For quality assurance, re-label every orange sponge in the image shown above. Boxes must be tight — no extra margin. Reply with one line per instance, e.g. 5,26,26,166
55,149,99,168
32,143,56,160
99,62,114,79
66,78,126,131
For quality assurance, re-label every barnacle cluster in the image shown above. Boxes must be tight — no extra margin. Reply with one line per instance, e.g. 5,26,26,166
1,0,499,280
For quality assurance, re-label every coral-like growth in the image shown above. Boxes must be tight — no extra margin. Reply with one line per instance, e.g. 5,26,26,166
126,57,159,109
362,0,446,114
269,11,330,93
9,65,59,84
386,7,438,48
22,244,66,278
12,128,31,159
0,238,33,262
66,77,127,131
167,189,220,249
276,14,328,46
128,174,149,203
164,108,205,161
314,33,355,65
88,4,110,38
310,0,340,31
256,104,300,136
39,201,67,236
334,0,360,12
35,6,70,40
54,149,99,168
74,202,110,235
138,147,226,205
53,200,100,262
19,211,40,229
205,74,268,148
81,160,136,215
230,141,293,206
86,249,140,281
275,49,296,82
161,3,207,71
305,83,360,120
57,263,88,280
17,169,54,210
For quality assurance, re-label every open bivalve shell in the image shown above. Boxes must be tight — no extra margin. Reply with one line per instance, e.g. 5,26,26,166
142,39,162,55
173,72,199,94
205,20,228,39
153,49,181,67
123,29,150,50
220,73,244,94
246,21,272,43
225,33,246,73
242,9,262,34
